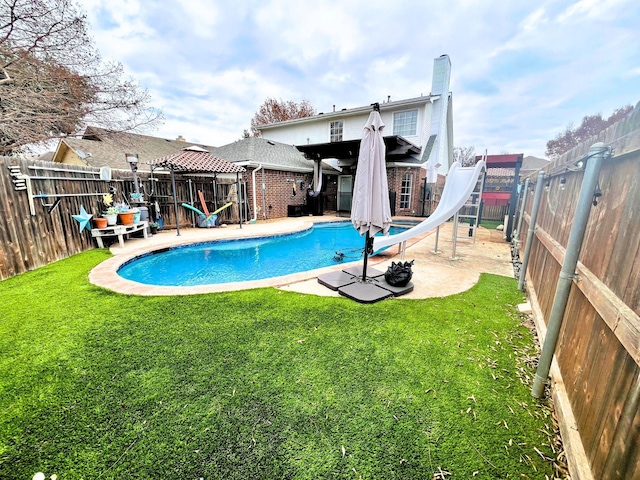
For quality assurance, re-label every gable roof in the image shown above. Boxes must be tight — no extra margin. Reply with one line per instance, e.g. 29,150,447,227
213,137,312,172
150,146,245,174
54,127,218,171
521,155,550,172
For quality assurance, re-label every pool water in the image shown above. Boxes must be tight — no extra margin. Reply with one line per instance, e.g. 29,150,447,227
118,222,405,286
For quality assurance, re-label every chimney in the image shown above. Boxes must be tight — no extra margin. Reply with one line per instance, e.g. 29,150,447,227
426,54,452,182
387,95,391,103
333,105,336,112
176,135,186,142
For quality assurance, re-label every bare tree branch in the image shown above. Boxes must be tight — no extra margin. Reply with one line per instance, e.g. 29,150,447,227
0,0,162,155
250,98,316,135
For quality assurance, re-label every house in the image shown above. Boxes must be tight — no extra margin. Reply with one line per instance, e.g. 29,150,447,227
51,126,216,171
213,136,340,220
49,54,455,221
478,154,550,241
257,55,454,217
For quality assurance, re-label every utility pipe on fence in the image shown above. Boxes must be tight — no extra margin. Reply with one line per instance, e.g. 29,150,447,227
518,172,545,291
515,178,529,243
532,142,610,399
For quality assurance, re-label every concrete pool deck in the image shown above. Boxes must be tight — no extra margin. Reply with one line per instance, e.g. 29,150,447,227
89,215,514,298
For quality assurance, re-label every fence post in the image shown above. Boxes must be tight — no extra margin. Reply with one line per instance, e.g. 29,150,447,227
518,172,545,291
515,178,529,243
532,142,610,398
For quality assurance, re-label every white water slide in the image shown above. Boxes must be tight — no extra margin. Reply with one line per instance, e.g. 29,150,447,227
373,160,487,250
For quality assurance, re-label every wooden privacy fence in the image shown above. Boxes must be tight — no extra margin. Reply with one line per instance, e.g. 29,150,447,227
515,105,640,480
0,157,247,280
480,202,509,221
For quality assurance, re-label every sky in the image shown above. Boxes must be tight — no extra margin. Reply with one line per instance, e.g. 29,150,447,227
82,0,640,159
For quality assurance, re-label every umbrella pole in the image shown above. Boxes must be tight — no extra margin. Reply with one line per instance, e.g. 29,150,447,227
362,232,374,281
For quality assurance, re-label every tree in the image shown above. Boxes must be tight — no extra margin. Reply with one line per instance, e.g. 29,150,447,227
0,0,162,155
250,98,315,135
453,146,476,166
545,105,633,159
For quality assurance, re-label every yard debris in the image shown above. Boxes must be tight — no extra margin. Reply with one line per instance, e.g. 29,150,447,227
432,466,451,479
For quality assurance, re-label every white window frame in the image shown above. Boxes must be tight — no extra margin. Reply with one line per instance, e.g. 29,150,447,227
400,173,413,209
330,120,344,142
393,110,418,136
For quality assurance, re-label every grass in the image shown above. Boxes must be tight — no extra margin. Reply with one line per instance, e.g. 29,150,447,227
0,250,558,479
479,220,502,230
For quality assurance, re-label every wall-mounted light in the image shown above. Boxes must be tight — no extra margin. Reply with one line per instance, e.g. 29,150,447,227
544,180,550,192
559,176,566,191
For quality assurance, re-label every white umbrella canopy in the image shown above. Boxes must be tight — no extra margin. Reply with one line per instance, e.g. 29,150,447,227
351,109,392,236
350,108,392,281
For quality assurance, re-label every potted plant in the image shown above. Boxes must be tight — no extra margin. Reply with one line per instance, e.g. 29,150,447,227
131,207,141,224
104,206,119,226
114,201,134,225
101,193,118,225
149,222,159,235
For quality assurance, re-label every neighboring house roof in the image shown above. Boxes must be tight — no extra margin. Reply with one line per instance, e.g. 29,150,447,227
521,155,549,173
213,137,312,173
53,127,218,171
150,146,245,174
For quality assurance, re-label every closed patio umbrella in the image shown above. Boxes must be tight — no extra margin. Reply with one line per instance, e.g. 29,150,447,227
351,104,392,281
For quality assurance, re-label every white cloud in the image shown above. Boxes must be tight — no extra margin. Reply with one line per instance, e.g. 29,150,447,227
77,0,640,158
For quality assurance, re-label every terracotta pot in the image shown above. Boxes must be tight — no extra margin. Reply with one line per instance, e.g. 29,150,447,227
94,217,108,229
119,211,135,225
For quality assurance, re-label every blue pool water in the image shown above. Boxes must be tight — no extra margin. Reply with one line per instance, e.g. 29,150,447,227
118,222,405,286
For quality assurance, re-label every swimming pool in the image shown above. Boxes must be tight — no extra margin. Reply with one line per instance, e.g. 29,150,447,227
118,222,405,286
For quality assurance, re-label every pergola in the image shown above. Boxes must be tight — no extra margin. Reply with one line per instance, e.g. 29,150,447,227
150,146,246,236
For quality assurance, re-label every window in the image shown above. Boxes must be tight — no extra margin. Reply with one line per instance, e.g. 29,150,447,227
393,110,418,136
330,120,343,142
400,173,413,209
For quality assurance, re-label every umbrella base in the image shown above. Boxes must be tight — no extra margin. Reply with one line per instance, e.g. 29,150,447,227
317,267,414,303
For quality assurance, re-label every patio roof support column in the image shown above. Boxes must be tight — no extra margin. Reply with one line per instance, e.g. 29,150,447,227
532,143,609,399
170,165,181,236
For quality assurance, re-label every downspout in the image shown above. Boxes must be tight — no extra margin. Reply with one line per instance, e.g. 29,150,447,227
532,143,610,398
261,168,267,219
236,172,243,229
251,164,263,222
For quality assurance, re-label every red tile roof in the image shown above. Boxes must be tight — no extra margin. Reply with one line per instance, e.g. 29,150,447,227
150,147,245,174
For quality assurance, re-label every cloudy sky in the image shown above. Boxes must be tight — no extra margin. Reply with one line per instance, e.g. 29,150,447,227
82,0,639,158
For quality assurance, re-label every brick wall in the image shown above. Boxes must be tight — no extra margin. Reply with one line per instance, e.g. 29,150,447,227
244,167,311,220
387,166,427,216
244,166,429,220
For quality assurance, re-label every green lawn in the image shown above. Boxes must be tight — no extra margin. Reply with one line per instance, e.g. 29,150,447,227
0,250,559,479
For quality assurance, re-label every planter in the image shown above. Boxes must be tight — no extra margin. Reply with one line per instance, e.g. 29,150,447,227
94,217,108,229
149,225,158,235
119,211,135,225
105,214,118,226
133,212,141,223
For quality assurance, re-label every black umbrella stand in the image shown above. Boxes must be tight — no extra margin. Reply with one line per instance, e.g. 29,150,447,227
361,232,374,281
